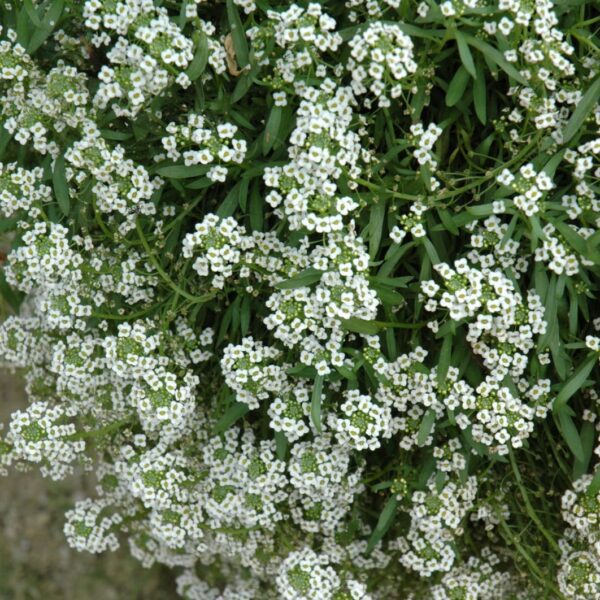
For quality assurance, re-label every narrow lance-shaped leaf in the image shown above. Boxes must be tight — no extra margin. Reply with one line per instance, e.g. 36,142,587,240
369,201,387,260
446,65,470,107
557,410,586,463
437,334,453,387
473,60,487,124
311,374,324,434
27,0,64,54
52,154,70,216
275,431,288,461
462,34,528,85
156,165,210,179
417,409,437,446
275,268,323,289
589,468,600,496
212,402,250,435
226,0,249,68
23,0,42,27
573,421,595,480
562,76,600,143
185,31,209,81
553,353,597,412
455,30,477,78
366,496,398,554
263,106,282,155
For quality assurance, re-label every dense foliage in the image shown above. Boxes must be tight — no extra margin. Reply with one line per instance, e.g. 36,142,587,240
0,0,599,598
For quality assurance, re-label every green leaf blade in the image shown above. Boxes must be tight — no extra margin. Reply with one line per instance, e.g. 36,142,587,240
366,496,398,554
52,154,70,216
455,30,477,79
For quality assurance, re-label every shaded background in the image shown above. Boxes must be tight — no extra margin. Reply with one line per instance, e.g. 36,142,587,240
0,371,178,599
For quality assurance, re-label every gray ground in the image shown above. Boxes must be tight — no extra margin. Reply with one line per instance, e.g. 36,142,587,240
0,371,178,600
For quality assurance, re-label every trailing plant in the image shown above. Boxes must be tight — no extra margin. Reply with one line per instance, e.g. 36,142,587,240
0,0,599,598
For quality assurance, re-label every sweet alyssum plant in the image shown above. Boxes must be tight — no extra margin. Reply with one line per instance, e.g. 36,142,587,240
0,0,598,598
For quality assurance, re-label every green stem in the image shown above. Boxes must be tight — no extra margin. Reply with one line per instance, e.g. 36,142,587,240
90,304,159,321
496,515,563,598
354,176,420,200
68,417,133,441
508,448,560,553
136,217,214,304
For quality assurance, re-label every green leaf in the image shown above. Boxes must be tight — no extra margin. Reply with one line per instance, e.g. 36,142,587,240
369,201,387,260
231,68,256,104
275,431,288,461
437,334,453,387
371,481,393,492
0,270,22,313
537,275,559,351
262,105,282,155
178,0,189,28
542,150,566,179
573,421,595,480
156,165,209,179
240,295,251,336
417,409,437,446
100,129,133,141
466,204,497,217
52,154,70,216
380,241,415,277
218,179,247,217
462,34,528,85
557,411,585,463
366,496,398,554
185,31,209,81
562,76,600,143
186,177,213,190
553,353,597,412
372,284,404,305
275,268,323,289
27,0,64,54
226,0,249,68
341,317,425,334
248,181,263,232
23,0,42,27
473,60,487,124
422,238,441,264
455,30,477,78
311,374,324,434
287,363,317,378
446,65,470,107
0,126,11,160
416,455,437,488
212,402,250,434
589,469,600,496
549,218,600,266
437,209,459,236
340,317,382,335
0,216,18,233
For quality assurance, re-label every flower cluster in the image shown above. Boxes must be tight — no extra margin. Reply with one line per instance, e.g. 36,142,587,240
422,259,547,379
0,161,50,217
2,401,85,480
264,81,364,232
497,163,555,217
276,546,368,600
288,436,364,534
182,215,252,288
256,3,342,87
84,0,196,116
347,21,417,108
393,475,478,577
221,337,287,409
161,114,247,182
